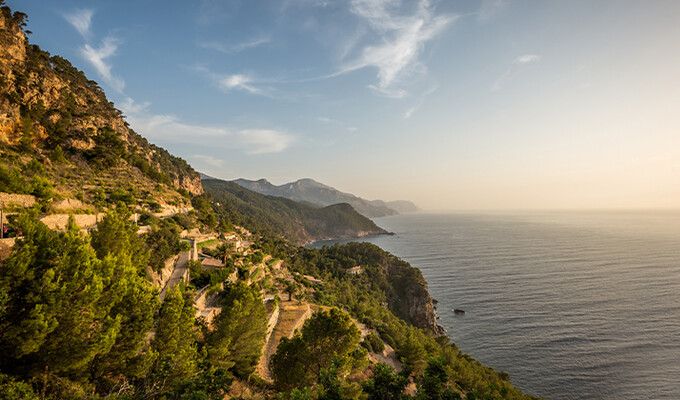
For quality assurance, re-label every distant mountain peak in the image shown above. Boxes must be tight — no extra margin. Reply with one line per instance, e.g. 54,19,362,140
233,177,417,218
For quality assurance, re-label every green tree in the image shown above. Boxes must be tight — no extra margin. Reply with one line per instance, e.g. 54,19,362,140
270,308,360,391
418,356,457,400
0,373,38,400
0,214,120,396
361,363,410,400
88,211,157,389
90,209,149,271
302,308,361,377
398,330,427,372
145,286,198,395
206,282,267,378
270,332,310,391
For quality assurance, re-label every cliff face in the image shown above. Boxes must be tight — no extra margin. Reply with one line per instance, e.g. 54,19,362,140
0,7,202,196
385,256,444,335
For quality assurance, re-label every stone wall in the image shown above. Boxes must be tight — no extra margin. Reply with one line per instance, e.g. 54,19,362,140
0,192,36,208
39,213,105,230
0,238,16,261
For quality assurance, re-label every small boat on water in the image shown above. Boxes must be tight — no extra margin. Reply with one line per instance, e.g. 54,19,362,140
454,309,465,314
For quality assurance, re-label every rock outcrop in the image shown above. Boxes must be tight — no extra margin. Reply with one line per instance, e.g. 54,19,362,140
0,8,202,196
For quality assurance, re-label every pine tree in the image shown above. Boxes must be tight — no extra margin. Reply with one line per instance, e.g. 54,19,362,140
0,213,120,396
145,286,198,395
206,282,267,378
89,210,158,389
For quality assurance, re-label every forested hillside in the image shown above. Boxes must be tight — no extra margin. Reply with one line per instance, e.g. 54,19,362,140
204,178,387,244
0,4,541,400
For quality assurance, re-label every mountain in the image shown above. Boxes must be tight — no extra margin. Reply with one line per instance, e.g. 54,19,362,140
0,8,201,209
233,177,417,218
203,178,388,244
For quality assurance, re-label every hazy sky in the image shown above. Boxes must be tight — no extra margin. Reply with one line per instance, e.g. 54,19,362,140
10,0,680,210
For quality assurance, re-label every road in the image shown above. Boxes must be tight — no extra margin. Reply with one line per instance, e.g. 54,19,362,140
158,240,193,302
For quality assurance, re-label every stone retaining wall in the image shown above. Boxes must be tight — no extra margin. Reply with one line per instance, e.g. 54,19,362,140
0,192,35,208
39,213,105,230
0,238,16,260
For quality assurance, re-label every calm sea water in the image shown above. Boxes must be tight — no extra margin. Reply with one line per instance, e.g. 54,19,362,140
310,211,680,400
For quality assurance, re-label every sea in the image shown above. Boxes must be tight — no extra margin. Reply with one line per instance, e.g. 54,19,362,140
309,211,680,400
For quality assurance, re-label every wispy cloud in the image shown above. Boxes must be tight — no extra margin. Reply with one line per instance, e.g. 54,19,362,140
200,37,270,54
63,8,94,39
403,85,438,118
218,74,264,95
63,9,126,94
477,0,507,22
81,37,125,93
192,154,224,168
317,116,338,124
514,54,541,64
120,99,294,155
193,66,274,97
339,0,456,98
493,53,542,91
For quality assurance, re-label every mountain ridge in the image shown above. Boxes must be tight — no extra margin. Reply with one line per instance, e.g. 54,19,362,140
233,177,418,218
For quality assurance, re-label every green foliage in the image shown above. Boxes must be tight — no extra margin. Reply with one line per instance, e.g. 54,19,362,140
362,332,385,353
417,356,458,400
147,286,198,394
28,176,53,199
206,282,267,378
90,209,149,269
145,221,182,271
361,363,410,400
0,373,38,400
0,165,26,193
271,308,361,391
0,213,146,397
203,179,385,244
84,126,126,168
109,188,136,205
192,195,217,228
50,145,67,163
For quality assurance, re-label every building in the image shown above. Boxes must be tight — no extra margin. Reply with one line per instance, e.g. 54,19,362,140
346,266,363,275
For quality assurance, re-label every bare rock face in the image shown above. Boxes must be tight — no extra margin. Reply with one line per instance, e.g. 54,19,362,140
383,256,445,335
174,173,203,195
404,283,446,335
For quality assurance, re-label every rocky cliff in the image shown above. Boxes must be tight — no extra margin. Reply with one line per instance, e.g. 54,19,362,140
384,256,445,335
0,7,201,199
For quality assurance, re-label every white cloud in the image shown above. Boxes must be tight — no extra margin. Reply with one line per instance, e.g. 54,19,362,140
194,66,272,96
341,0,456,97
63,8,94,39
80,36,125,93
119,97,150,114
317,116,338,124
477,0,507,22
514,54,541,64
404,106,418,118
192,154,224,168
201,37,270,53
121,99,294,155
236,130,294,154
218,74,263,95
493,54,542,91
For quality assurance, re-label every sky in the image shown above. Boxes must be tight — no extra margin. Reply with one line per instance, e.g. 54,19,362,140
8,0,680,211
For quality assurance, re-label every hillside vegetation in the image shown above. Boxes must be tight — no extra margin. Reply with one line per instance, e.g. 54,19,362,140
0,5,201,211
204,178,387,245
234,178,418,218
0,4,541,400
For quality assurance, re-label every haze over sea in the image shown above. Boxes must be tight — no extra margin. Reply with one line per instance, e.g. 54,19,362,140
310,211,680,400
